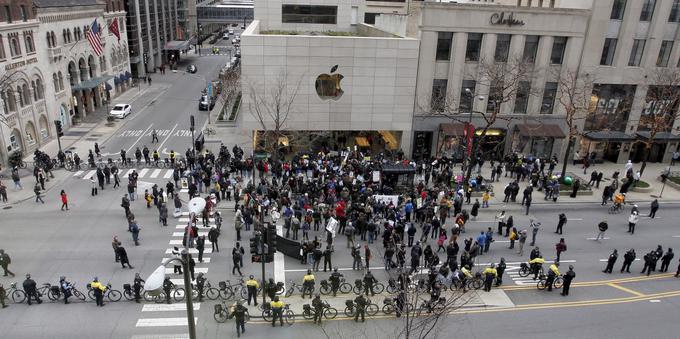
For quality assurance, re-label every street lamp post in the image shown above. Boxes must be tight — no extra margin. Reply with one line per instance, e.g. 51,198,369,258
144,250,197,339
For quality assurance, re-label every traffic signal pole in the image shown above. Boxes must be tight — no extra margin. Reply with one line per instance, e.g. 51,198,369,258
261,234,266,306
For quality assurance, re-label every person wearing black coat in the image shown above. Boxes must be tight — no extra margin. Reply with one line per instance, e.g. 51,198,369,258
556,213,567,234
23,274,42,305
117,246,133,269
495,258,506,286
208,227,220,252
621,249,636,273
660,249,674,272
603,250,617,273
471,200,480,219
649,199,659,218
561,265,576,296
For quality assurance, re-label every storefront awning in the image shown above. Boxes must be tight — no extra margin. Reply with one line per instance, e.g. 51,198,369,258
516,123,565,138
583,131,635,142
70,75,114,91
163,40,192,51
635,131,680,141
355,137,370,147
439,123,466,136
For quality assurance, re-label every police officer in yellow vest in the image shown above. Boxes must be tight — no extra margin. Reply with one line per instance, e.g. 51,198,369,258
90,277,107,307
482,264,498,292
270,296,285,327
246,275,259,306
529,257,545,280
302,269,315,299
546,262,560,291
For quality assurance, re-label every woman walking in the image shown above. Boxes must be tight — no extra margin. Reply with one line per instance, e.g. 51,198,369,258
60,190,69,210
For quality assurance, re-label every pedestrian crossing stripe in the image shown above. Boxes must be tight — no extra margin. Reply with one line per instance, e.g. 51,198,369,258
142,303,202,312
151,169,162,178
83,170,96,180
165,248,212,254
139,169,149,177
175,225,215,229
169,239,212,245
73,170,84,177
164,171,173,179
131,334,189,339
164,257,211,263
164,267,209,274
179,217,215,222
172,231,209,237
136,317,198,327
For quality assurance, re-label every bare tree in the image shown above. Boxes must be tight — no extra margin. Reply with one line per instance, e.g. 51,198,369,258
634,69,680,177
217,66,241,112
553,69,594,182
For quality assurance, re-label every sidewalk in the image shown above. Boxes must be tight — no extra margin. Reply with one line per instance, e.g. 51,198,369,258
0,83,168,206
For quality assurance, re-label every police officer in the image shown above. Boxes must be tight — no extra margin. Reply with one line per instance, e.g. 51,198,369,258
22,274,41,305
363,271,377,296
546,262,560,291
482,264,497,292
195,272,206,302
621,249,636,273
246,275,259,306
133,273,145,303
329,268,343,297
641,251,655,276
496,258,506,286
231,300,248,337
0,283,6,308
59,276,72,304
265,278,277,302
90,277,106,307
603,249,618,274
323,246,333,272
660,249,674,272
163,277,174,304
561,265,576,296
270,296,284,327
354,294,367,322
312,294,324,324
302,269,315,299
529,256,545,280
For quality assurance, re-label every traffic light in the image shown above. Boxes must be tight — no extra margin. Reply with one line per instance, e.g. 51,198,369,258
249,236,258,255
54,120,63,137
268,223,277,255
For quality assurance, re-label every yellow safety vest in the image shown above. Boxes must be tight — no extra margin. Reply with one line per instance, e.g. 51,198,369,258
246,279,259,289
271,300,284,309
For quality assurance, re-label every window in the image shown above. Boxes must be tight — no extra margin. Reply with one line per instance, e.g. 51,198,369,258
4,6,11,24
10,134,19,150
24,34,34,53
610,0,626,20
1,91,7,113
281,5,337,24
487,86,502,113
640,0,656,22
5,89,15,111
25,129,35,145
34,78,43,100
459,80,476,112
436,32,453,61
600,38,617,65
58,72,64,91
541,82,558,114
364,12,378,25
514,81,531,114
523,35,539,63
550,37,567,64
657,40,673,67
19,5,27,21
46,32,52,48
16,86,23,107
0,35,5,59
9,37,20,57
21,84,30,105
494,34,511,63
628,39,646,66
585,84,636,132
670,0,680,22
431,79,448,112
465,33,482,62
53,73,58,92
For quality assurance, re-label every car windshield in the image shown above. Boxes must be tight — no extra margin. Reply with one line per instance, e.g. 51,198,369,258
113,106,123,111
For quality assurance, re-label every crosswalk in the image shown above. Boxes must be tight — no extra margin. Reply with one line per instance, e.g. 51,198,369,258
504,260,576,286
132,211,218,338
74,168,178,180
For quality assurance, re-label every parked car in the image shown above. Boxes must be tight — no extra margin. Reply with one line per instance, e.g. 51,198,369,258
198,95,214,111
109,104,131,118
228,29,234,35
187,64,197,73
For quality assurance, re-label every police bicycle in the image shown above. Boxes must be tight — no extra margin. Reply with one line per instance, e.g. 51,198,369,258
87,283,122,302
302,300,338,320
214,300,251,323
382,297,415,315
261,303,295,325
518,263,544,278
352,279,385,295
536,274,564,290
344,298,379,317
3,282,26,303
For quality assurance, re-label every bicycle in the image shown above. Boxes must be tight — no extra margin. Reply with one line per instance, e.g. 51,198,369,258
518,263,544,278
352,279,385,295
536,274,564,290
214,300,251,323
262,303,295,325
302,301,338,320
382,297,414,315
203,127,217,136
416,297,447,315
3,282,26,303
344,298,379,317
608,203,624,214
284,281,306,297
36,283,61,301
87,283,122,302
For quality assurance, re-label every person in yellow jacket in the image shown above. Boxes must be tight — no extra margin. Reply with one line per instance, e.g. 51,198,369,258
482,190,490,208
460,266,473,292
482,264,498,292
546,262,560,291
529,257,545,280
90,277,107,307
246,275,259,306
302,269,315,299
270,296,285,327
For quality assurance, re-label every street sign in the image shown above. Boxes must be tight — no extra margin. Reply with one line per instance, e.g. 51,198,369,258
181,178,188,189
253,152,268,160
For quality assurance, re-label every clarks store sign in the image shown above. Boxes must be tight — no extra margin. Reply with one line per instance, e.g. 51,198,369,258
490,12,525,27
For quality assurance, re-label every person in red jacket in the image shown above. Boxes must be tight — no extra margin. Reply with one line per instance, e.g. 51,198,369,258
60,190,69,211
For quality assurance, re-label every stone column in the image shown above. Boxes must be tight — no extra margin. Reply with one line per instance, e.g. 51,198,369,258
144,0,156,72
447,32,467,111
135,0,146,77
527,36,554,116
414,31,437,114
153,0,163,67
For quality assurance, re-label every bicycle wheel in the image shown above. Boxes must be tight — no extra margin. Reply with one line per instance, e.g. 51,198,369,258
12,290,26,303
88,289,96,301
285,287,294,298
123,289,135,301
108,289,122,302
173,288,186,302
214,310,228,323
143,291,154,302
373,283,385,294
339,283,352,294
469,279,482,290
284,310,295,325
344,306,355,317
73,289,86,301
554,277,564,289
518,267,530,277
239,287,248,300
320,285,332,295
353,286,362,295
220,287,235,300
155,292,167,304
366,304,379,316
47,290,59,301
324,307,338,319
302,310,314,320
382,304,394,314
537,280,547,290
206,288,220,300
386,285,398,294
262,310,273,322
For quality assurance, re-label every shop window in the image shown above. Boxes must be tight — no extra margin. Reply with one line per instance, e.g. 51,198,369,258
436,32,453,61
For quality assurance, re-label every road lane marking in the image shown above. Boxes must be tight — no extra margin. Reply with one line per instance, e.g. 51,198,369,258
672,235,680,238
142,303,201,312
567,218,583,221
599,258,640,262
156,123,178,157
138,168,149,178
502,273,675,290
172,232,208,237
73,170,84,177
135,317,198,327
131,334,189,339
607,283,646,297
150,169,162,178
169,239,211,245
587,237,611,240
275,223,285,285
164,257,211,263
126,124,154,155
123,169,134,178
165,248,212,254
164,267,208,274
83,170,96,180
164,170,174,178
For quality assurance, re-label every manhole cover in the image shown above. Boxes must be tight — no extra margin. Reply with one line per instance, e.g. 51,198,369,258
3,206,12,209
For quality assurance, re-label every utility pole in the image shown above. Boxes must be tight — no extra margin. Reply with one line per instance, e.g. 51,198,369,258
190,115,196,158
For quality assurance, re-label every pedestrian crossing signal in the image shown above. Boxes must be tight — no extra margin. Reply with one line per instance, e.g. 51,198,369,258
54,120,63,137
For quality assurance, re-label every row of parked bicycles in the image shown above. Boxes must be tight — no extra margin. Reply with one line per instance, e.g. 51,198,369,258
2,282,134,303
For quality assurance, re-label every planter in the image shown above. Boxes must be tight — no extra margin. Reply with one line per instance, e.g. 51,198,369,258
621,178,653,193
658,176,680,191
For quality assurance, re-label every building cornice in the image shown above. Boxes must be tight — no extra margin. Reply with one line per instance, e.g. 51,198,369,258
0,20,40,31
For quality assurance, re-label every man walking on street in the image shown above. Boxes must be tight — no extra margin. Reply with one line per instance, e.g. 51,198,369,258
628,211,639,234
0,249,15,277
555,213,567,234
530,220,540,247
151,129,159,143
649,199,659,218
595,221,608,242
34,183,44,204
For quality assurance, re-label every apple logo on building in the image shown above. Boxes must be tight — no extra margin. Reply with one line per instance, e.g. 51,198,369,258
315,65,344,101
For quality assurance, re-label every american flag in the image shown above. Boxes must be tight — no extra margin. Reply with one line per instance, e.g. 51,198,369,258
86,19,104,56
